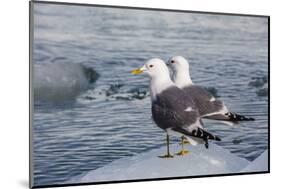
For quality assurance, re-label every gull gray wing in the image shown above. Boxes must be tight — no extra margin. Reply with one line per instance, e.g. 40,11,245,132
183,85,228,117
183,85,255,122
151,86,221,148
151,86,198,131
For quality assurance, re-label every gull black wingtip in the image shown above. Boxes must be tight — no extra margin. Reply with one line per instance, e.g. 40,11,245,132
215,136,222,141
225,112,256,122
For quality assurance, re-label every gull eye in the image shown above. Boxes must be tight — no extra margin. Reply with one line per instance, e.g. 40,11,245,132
171,60,175,64
149,65,153,68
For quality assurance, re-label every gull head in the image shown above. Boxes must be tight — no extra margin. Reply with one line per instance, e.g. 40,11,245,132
131,58,170,80
167,56,193,87
167,56,190,73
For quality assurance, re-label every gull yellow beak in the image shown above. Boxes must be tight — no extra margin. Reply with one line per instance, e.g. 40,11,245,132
131,68,143,75
131,66,146,75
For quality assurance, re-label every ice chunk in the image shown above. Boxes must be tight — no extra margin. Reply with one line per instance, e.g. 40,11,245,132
34,63,98,103
241,150,268,172
72,143,250,183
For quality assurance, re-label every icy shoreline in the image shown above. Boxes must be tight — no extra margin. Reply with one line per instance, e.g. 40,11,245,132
68,143,267,184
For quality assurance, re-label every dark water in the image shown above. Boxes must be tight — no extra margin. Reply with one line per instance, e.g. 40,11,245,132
32,3,268,186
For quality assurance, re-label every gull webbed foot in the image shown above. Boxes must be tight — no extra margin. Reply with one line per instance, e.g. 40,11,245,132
158,154,174,158
175,149,189,156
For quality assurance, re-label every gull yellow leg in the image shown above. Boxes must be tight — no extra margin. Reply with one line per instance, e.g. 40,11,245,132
158,134,174,158
176,136,190,156
179,135,190,145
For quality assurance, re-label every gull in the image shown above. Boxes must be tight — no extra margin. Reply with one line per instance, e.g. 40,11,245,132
167,56,255,124
131,58,221,158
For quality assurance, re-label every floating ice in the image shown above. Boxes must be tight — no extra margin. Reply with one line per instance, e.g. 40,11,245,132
34,63,99,103
241,150,268,172
70,144,252,183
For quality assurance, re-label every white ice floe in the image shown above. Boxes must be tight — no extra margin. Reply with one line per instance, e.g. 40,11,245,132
241,150,268,172
69,143,264,184
34,63,98,102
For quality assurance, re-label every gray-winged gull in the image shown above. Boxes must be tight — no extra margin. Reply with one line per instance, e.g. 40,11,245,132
131,58,221,158
167,56,255,123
